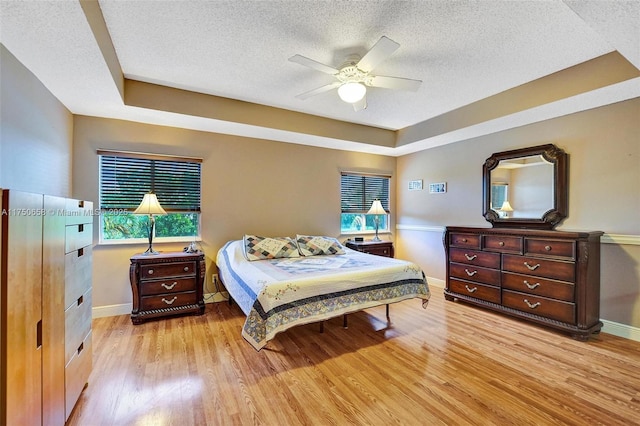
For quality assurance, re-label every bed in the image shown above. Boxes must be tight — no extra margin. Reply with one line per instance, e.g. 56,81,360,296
216,236,430,350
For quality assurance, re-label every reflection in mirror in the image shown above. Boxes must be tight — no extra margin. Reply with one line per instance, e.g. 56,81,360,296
490,155,554,218
483,144,567,229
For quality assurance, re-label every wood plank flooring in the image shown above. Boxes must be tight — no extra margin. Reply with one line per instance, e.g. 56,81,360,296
68,287,640,425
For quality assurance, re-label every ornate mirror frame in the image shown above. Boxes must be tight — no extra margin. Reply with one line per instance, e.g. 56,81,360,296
483,144,568,229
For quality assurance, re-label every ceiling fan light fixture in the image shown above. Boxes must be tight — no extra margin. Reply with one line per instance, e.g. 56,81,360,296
338,82,366,103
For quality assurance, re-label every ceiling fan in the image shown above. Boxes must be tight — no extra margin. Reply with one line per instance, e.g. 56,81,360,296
289,36,422,111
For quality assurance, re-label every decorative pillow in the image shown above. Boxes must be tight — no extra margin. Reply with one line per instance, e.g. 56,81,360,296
243,235,301,261
296,235,346,256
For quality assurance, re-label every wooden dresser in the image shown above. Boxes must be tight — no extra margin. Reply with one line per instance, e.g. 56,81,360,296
444,226,603,340
130,251,205,324
2,190,93,425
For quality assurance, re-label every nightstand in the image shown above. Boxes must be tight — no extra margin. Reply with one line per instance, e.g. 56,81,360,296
345,240,394,258
129,251,205,324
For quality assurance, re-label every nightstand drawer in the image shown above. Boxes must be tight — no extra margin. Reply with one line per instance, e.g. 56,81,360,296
450,262,500,286
141,261,196,279
503,290,575,324
366,246,392,257
141,291,197,311
449,278,500,304
140,277,197,296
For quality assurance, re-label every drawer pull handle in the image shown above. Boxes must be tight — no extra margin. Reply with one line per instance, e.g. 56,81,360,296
461,238,467,243
148,269,154,275
464,254,477,261
498,241,504,247
524,299,541,309
545,245,551,251
464,269,478,277
162,296,178,305
524,280,540,290
465,285,478,293
524,262,540,271
184,267,190,272
162,282,178,290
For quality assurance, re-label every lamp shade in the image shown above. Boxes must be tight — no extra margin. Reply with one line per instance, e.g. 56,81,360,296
500,200,514,212
134,193,167,215
338,82,366,103
367,199,386,215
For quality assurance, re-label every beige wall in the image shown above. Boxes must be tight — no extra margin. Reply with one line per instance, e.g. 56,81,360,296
396,98,640,327
3,39,638,330
0,45,72,196
72,116,396,308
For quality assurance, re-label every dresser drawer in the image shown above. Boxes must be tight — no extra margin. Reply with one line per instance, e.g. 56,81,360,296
65,246,92,309
65,223,92,254
483,235,522,253
503,290,575,324
449,233,481,249
502,254,575,282
449,247,500,268
65,331,92,418
65,289,92,365
525,238,575,260
502,272,575,302
141,261,197,279
450,263,500,286
141,291,197,311
449,278,501,304
140,277,197,296
65,198,93,225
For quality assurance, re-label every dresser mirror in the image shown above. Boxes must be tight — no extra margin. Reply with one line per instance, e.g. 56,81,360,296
483,144,567,229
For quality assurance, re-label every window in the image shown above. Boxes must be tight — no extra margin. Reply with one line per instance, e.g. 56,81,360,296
340,172,390,234
98,150,202,243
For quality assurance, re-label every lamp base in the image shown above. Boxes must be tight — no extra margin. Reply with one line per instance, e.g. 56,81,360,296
142,245,160,255
372,221,381,241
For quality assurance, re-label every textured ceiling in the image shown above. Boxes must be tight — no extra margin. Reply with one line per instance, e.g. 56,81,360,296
1,0,639,155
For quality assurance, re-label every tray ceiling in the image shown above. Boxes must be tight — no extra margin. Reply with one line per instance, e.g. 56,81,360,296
1,0,638,155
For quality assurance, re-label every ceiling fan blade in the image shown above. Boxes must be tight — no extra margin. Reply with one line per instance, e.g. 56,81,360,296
368,75,422,91
289,54,339,75
295,81,341,100
357,36,400,72
352,95,367,111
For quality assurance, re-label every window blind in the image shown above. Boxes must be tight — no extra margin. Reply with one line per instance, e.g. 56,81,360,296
99,152,201,212
340,173,390,214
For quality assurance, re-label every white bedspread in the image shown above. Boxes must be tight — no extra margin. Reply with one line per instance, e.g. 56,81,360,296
217,240,430,350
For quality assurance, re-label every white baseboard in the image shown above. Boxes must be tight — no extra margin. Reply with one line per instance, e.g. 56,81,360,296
601,320,640,342
92,303,131,318
426,276,445,289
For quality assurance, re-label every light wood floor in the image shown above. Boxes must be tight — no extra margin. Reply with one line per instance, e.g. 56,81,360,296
68,287,640,426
